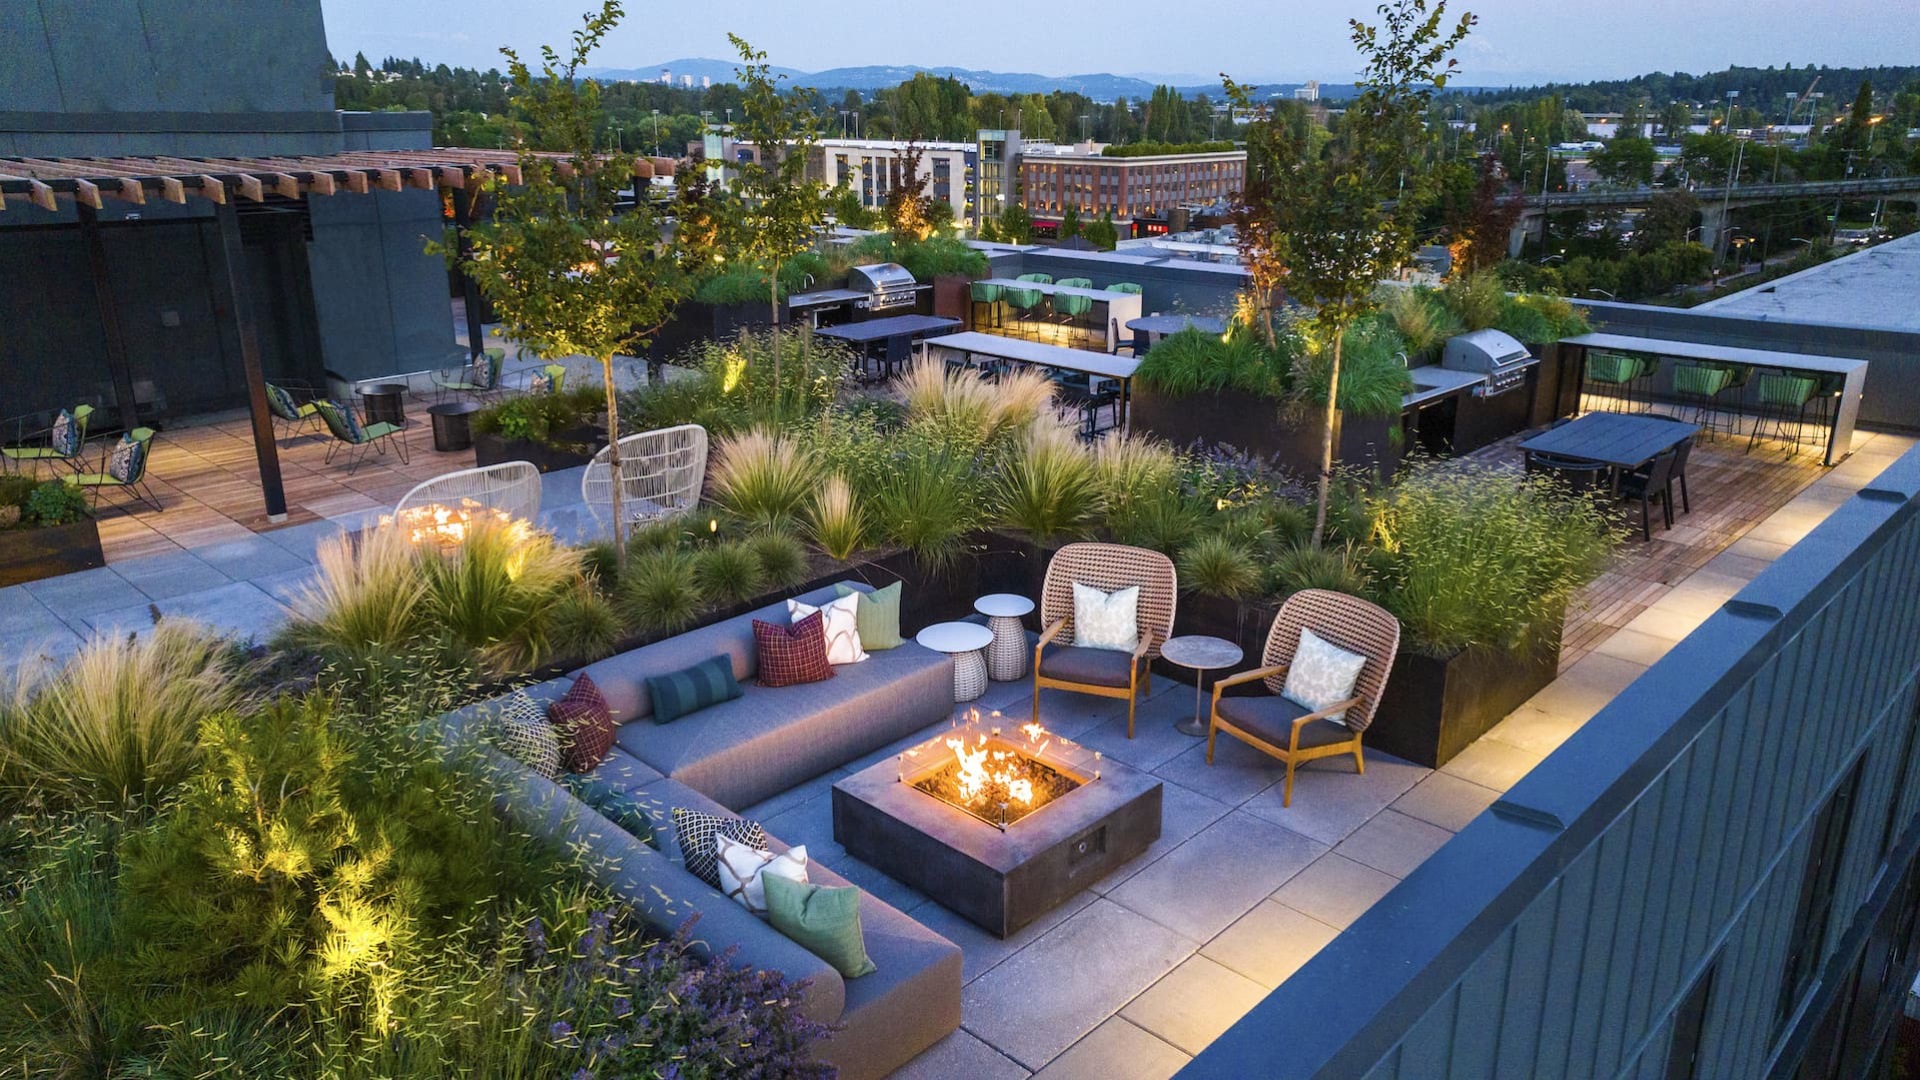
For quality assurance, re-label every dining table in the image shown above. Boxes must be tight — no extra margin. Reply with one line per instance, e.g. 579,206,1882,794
1517,411,1700,493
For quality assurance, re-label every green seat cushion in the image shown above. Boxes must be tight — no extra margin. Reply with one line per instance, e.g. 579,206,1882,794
2,447,65,459
645,653,743,723
562,774,659,848
1673,364,1731,397
834,581,904,650
67,473,115,486
1585,352,1637,386
362,422,402,439
1756,373,1816,408
763,873,875,979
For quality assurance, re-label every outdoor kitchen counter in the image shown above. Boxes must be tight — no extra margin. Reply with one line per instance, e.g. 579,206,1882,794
788,288,865,308
1402,365,1488,410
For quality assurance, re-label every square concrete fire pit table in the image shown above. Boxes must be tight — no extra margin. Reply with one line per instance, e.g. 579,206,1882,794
832,719,1162,937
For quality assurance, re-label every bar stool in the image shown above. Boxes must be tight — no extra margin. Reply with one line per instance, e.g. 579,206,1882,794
1004,286,1044,339
969,280,1004,329
1053,292,1094,348
1016,272,1053,286
1747,371,1818,456
1672,362,1734,437
1055,277,1094,289
1108,282,1144,296
1583,351,1640,413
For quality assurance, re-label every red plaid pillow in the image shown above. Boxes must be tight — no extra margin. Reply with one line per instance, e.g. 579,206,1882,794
753,611,835,688
548,672,616,772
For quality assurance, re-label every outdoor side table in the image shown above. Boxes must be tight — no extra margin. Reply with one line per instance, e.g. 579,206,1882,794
1161,635,1244,737
428,401,481,452
916,622,995,703
359,383,410,428
974,593,1035,681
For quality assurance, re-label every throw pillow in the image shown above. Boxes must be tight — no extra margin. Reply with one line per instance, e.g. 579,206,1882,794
106,435,141,483
492,692,560,780
646,653,742,723
548,673,616,772
1072,582,1140,653
671,807,769,889
763,874,876,979
753,611,835,687
833,581,905,650
50,409,79,456
528,370,553,394
1282,628,1369,726
562,774,659,849
787,593,868,665
716,834,810,915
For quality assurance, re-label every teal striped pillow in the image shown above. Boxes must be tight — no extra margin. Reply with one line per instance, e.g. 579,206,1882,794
562,774,659,848
647,653,742,723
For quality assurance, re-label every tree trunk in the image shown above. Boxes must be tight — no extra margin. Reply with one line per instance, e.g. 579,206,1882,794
601,352,627,566
1310,329,1342,549
770,272,783,423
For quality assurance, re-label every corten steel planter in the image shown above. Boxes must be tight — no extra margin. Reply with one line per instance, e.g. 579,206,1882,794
930,275,973,321
833,749,1163,937
1366,641,1561,768
0,517,105,587
472,426,601,473
1130,386,1399,484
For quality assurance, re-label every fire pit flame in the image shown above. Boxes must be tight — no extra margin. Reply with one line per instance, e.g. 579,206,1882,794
908,715,1086,829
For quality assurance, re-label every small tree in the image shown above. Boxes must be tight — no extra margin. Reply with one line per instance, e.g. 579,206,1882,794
1059,204,1082,241
884,138,939,242
455,1,695,559
1225,79,1296,348
1445,151,1522,275
1256,0,1473,546
1084,210,1120,251
999,201,1033,243
726,35,826,328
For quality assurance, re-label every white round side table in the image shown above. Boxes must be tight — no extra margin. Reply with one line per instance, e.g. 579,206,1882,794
974,593,1036,681
915,621,996,702
1161,635,1244,737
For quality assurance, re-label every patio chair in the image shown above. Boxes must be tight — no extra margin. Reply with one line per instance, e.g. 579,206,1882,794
1583,351,1641,413
582,423,708,531
1033,542,1178,739
1016,272,1053,286
1671,363,1733,437
1055,277,1094,290
969,280,1004,329
2,404,94,476
1004,286,1044,339
1666,435,1694,516
1619,447,1678,540
396,461,542,522
1746,371,1818,456
1051,291,1094,348
1206,589,1401,808
1108,282,1144,295
265,380,325,441
68,427,161,512
313,398,409,474
504,363,568,395
1524,450,1611,496
433,347,506,403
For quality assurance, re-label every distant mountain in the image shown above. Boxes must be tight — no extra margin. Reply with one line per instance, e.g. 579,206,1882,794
585,59,1355,101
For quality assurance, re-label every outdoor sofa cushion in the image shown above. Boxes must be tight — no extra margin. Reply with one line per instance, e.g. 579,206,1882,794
645,654,741,723
1038,644,1139,688
1215,694,1357,750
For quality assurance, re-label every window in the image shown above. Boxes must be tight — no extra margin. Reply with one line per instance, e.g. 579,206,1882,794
1774,757,1867,1041
1664,962,1717,1080
1880,694,1920,856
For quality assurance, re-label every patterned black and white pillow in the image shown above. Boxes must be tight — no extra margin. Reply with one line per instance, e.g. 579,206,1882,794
492,692,561,779
672,807,769,889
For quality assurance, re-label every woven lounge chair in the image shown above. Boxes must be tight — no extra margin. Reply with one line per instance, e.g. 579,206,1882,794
1033,542,1178,739
396,461,542,522
581,424,708,531
1207,588,1401,807
314,398,408,474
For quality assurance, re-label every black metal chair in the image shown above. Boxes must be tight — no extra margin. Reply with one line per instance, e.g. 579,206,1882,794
1667,436,1693,516
1619,448,1679,541
1524,451,1611,496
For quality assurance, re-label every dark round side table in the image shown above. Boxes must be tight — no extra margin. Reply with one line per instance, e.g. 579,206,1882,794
359,383,410,427
428,401,481,452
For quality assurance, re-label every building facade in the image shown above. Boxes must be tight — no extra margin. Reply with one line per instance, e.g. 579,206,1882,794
807,139,977,227
1017,144,1246,236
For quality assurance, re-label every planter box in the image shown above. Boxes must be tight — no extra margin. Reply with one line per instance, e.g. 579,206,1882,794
931,275,973,321
647,301,784,364
0,516,105,587
1366,642,1560,768
1130,386,1399,484
472,426,601,473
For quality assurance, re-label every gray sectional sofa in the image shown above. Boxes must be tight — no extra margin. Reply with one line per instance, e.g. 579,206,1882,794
441,581,964,1080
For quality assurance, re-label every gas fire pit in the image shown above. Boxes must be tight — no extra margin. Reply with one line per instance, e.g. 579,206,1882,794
833,710,1162,937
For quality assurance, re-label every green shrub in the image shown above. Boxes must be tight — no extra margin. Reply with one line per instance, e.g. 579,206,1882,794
748,530,811,588
0,474,37,512
578,539,621,593
1133,327,1287,399
616,549,706,635
0,818,130,1073
1442,270,1507,330
995,422,1105,543
1293,317,1414,418
281,524,428,657
0,621,236,814
25,480,89,527
869,446,982,573
1370,464,1619,655
1178,535,1261,600
1263,541,1373,598
693,540,768,605
550,582,623,661
1110,487,1202,554
419,517,585,677
1384,287,1463,361
470,383,604,447
808,474,868,561
711,428,818,532
893,236,989,280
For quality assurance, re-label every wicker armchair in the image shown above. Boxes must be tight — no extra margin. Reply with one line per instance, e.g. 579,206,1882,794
581,424,708,531
1207,589,1401,807
395,461,542,523
1033,542,1178,738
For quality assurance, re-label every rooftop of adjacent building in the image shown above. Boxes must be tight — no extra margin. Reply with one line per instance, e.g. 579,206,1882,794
1693,230,1920,333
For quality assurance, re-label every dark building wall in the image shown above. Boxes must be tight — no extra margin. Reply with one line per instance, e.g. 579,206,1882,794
306,187,463,381
0,0,339,157
1186,445,1920,1080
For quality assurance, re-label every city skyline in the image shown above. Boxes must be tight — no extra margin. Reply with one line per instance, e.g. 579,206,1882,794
318,0,1920,89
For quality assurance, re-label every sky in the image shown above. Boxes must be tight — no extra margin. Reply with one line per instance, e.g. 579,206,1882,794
317,0,1919,88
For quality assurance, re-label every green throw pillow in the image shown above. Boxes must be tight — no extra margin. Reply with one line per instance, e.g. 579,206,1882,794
647,653,742,723
833,581,904,651
562,774,658,849
763,873,875,979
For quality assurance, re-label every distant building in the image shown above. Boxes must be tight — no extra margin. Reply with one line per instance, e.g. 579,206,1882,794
976,128,1022,229
679,74,694,89
1017,142,1247,238
701,75,711,89
1293,80,1319,102
806,139,977,229
659,69,672,85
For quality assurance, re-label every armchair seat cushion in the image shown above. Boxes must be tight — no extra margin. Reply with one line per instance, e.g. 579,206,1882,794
1038,645,1139,688
362,421,402,440
1216,694,1356,751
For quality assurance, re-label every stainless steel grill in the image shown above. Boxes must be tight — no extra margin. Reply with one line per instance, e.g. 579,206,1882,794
848,262,924,314
1442,329,1538,397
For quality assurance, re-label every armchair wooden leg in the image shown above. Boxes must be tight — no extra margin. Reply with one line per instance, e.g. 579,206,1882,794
1353,742,1365,776
1031,680,1041,725
1282,759,1297,808
1205,719,1217,764
1126,681,1137,739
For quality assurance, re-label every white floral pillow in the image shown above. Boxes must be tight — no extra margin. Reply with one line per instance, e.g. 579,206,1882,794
1072,583,1140,653
788,593,868,665
716,834,810,915
1281,628,1368,726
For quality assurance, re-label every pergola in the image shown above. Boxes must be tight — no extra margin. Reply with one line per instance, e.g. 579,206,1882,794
0,149,674,520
